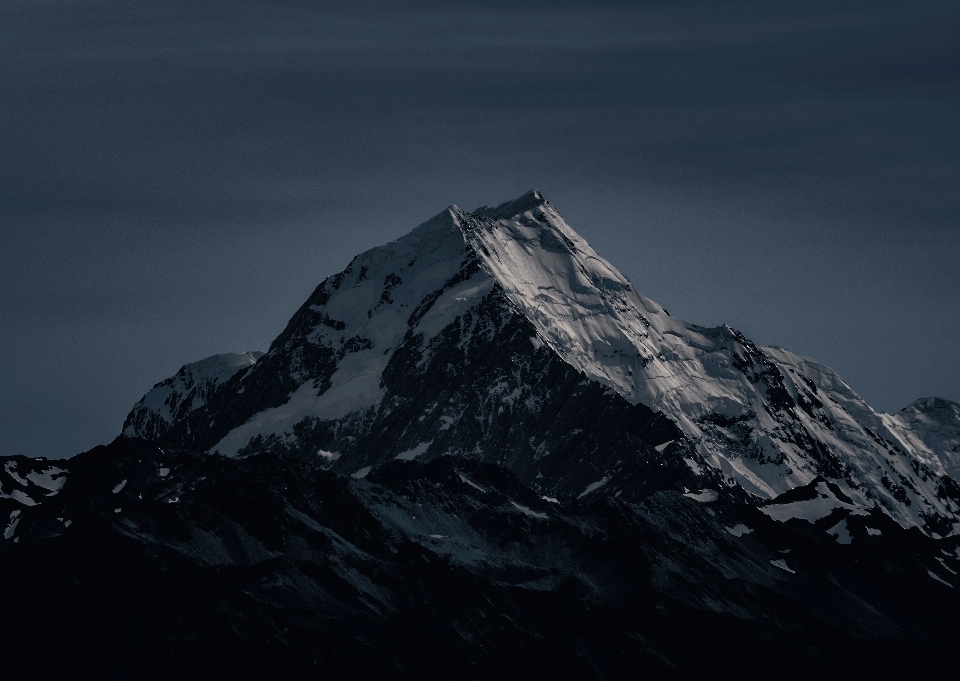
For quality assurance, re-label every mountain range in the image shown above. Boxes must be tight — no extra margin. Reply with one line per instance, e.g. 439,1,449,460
3,191,959,679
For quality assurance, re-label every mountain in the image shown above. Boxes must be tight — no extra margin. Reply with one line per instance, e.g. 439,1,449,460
3,191,960,679
122,351,263,442
124,189,960,536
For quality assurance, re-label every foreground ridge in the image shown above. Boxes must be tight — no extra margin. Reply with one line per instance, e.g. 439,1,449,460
2,439,959,678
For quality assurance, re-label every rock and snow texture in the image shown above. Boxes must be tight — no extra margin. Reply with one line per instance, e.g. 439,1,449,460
882,397,960,480
121,190,960,536
123,351,263,441
1,458,67,509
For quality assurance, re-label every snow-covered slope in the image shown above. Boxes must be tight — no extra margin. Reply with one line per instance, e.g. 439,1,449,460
123,351,263,442
459,192,960,534
883,397,960,479
200,208,498,459
122,191,960,536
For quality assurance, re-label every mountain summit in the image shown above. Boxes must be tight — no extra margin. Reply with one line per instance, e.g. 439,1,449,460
125,190,960,536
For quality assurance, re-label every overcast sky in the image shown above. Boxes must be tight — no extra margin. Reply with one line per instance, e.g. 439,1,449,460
2,0,958,458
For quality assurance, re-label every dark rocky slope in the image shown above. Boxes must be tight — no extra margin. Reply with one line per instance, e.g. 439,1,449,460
3,438,959,679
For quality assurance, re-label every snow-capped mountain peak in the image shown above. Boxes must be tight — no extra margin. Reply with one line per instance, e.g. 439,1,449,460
121,191,960,536
122,351,263,442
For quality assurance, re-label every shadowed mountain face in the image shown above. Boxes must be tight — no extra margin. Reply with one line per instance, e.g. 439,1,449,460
3,193,960,678
3,440,960,679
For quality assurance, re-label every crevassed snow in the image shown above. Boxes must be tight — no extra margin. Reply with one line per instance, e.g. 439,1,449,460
112,480,127,493
684,489,718,503
511,501,548,519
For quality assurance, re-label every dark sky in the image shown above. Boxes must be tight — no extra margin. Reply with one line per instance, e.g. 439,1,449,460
2,0,958,459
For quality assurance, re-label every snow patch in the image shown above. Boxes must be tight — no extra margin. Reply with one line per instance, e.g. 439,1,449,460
725,524,753,537
458,474,486,492
396,441,432,461
158,467,170,477
4,462,28,486
211,351,389,458
866,527,882,536
770,559,795,574
654,440,674,453
4,511,21,539
352,466,372,479
26,467,67,493
762,484,869,524
112,480,127,494
928,570,954,588
826,518,852,544
682,458,703,475
511,502,548,519
684,489,718,503
578,476,610,499
7,490,36,507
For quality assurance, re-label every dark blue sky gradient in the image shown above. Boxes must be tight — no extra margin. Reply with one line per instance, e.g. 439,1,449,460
2,0,958,457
